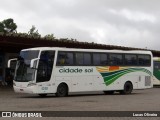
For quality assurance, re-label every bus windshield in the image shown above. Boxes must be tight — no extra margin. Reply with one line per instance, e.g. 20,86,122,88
15,50,39,82
154,61,160,69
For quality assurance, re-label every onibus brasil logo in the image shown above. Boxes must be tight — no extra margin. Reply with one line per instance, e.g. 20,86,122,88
1,112,42,117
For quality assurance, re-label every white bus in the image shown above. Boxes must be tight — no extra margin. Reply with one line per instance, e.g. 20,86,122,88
8,47,153,97
153,57,160,86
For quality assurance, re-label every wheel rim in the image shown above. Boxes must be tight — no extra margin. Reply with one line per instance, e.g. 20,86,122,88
57,84,67,96
125,83,132,93
59,87,65,95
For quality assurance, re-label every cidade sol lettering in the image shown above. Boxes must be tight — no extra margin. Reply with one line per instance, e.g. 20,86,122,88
85,68,93,73
59,68,83,73
59,68,93,73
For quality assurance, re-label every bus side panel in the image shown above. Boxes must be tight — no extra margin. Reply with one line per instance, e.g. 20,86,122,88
54,67,97,92
153,76,160,85
96,67,152,91
71,76,94,92
94,75,107,91
53,66,152,93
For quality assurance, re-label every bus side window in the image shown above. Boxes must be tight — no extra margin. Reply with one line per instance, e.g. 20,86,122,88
93,53,100,65
75,53,84,65
57,52,74,66
109,54,123,66
65,53,74,65
138,55,151,66
93,53,108,66
84,53,91,65
125,54,137,66
100,54,108,65
57,52,66,65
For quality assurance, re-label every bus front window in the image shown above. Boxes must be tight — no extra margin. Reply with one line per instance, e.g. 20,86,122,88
15,50,39,82
154,61,160,70
154,61,160,80
36,51,55,83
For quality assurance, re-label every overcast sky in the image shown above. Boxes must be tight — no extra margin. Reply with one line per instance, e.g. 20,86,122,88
0,0,160,50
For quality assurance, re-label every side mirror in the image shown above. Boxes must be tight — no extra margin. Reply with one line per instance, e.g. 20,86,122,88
30,58,39,68
8,58,17,68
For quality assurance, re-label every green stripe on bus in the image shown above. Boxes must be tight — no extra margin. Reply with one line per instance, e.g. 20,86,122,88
99,68,151,86
154,69,160,80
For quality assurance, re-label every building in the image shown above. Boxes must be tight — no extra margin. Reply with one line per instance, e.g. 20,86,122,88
0,33,160,86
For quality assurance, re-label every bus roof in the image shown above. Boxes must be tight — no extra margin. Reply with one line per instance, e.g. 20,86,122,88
21,47,152,55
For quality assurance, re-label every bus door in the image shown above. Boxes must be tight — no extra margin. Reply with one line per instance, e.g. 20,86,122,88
36,51,55,93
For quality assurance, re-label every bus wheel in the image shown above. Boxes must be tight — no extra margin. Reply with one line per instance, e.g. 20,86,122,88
104,91,114,95
38,94,47,97
56,83,68,97
120,82,133,95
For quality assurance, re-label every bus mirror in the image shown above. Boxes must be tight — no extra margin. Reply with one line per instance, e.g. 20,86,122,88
8,58,17,68
30,58,39,68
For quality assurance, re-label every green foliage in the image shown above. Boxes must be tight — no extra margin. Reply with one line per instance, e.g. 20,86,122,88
44,34,55,40
28,25,41,38
0,18,17,33
0,22,4,32
0,18,59,41
17,32,29,37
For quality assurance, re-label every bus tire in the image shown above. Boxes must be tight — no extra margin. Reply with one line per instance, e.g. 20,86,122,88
56,83,68,97
120,82,133,95
38,94,47,97
104,91,114,95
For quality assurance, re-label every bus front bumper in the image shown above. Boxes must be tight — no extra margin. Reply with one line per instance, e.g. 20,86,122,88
13,86,34,94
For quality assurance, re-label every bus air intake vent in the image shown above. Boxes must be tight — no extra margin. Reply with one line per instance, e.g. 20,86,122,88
145,76,151,86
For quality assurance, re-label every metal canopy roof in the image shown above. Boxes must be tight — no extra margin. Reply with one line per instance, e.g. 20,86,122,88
0,33,160,57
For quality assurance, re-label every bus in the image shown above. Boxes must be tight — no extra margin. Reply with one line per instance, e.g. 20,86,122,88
153,57,160,86
8,47,153,97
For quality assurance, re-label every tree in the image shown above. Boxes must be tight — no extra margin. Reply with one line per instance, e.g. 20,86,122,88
28,25,41,38
0,22,4,32
0,18,17,33
44,33,55,40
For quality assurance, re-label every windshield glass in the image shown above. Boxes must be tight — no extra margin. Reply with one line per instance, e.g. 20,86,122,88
154,61,160,70
15,50,39,82
20,50,39,60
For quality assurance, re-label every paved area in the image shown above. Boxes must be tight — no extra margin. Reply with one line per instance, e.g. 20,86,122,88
0,87,160,119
